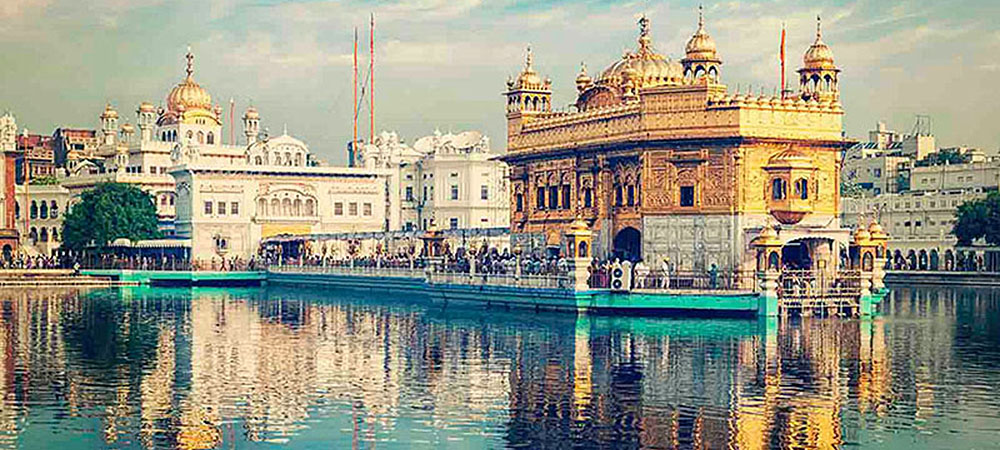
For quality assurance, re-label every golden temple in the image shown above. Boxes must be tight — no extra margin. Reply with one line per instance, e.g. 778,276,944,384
503,12,852,282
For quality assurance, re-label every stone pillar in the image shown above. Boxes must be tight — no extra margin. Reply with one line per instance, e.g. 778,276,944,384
752,225,782,317
563,218,594,292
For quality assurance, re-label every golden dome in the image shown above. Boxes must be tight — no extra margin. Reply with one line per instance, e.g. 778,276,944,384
138,102,155,113
598,17,683,89
508,46,550,91
101,103,118,119
575,62,593,92
243,105,259,120
166,48,213,113
120,123,135,133
684,7,720,62
753,224,782,247
868,221,888,241
803,16,836,70
853,226,872,245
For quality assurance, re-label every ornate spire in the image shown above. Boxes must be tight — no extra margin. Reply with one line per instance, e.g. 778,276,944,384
185,45,194,80
697,5,704,32
816,15,822,41
525,45,533,71
637,15,651,53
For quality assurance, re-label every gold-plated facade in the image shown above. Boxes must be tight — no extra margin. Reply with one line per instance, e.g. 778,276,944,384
503,13,853,275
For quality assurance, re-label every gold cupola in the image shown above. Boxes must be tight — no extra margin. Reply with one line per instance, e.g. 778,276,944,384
159,46,221,126
798,16,840,102
596,16,684,91
682,6,722,82
505,46,553,115
575,62,593,93
803,18,835,69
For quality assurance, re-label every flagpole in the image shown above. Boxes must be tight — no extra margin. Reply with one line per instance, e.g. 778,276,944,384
369,12,375,145
780,22,786,97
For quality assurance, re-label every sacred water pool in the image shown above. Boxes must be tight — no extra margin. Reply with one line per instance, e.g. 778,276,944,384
0,285,996,449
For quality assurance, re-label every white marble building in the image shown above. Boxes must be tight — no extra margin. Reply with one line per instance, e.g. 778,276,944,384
61,48,284,233
355,130,509,231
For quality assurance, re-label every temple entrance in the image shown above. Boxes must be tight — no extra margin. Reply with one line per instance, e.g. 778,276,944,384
781,238,837,273
613,227,641,262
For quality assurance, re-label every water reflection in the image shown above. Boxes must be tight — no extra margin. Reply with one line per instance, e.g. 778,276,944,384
0,285,993,448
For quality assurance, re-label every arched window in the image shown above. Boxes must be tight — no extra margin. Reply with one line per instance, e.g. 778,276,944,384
795,178,809,200
515,193,523,212
584,188,592,208
40,228,48,242
579,241,589,258
768,251,780,271
285,152,292,166
615,185,623,206
255,156,262,165
293,198,302,216
40,201,48,219
257,198,267,216
30,201,37,219
282,198,292,216
29,227,37,242
771,178,787,200
626,185,635,206
197,131,204,144
305,198,315,216
186,130,193,141
296,153,303,166
270,199,279,215
50,201,58,218
14,202,19,220
51,228,58,242
207,132,214,144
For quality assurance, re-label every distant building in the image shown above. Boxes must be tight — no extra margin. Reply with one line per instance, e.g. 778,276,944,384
842,121,998,268
14,184,69,256
842,121,936,197
52,128,99,173
171,155,395,261
353,129,509,232
15,132,57,182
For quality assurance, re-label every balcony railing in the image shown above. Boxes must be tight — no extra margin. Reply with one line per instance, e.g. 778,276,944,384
427,271,572,290
777,269,862,308
269,264,425,279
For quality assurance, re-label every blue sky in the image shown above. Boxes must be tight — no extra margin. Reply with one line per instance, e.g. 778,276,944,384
1,0,998,164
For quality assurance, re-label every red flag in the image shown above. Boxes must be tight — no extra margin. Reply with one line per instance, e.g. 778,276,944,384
780,23,786,96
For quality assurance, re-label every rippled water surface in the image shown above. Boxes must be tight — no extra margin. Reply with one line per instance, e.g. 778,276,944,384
0,285,996,449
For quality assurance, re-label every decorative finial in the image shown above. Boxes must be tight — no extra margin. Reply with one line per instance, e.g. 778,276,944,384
816,15,822,40
525,45,533,70
698,5,704,31
185,45,194,79
637,14,651,52
580,61,587,73
283,123,288,136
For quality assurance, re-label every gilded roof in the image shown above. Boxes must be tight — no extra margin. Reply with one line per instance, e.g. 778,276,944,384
596,16,683,89
684,7,720,62
803,17,836,70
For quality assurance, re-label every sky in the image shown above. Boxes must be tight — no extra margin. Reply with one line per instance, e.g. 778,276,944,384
1,0,998,165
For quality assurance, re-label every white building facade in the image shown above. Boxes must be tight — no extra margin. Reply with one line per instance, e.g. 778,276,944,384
355,130,509,231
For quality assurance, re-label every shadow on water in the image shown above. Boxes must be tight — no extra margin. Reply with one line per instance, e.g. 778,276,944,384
0,283,992,449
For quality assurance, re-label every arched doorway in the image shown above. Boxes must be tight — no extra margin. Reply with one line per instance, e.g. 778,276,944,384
1,245,10,263
613,227,641,262
781,238,835,272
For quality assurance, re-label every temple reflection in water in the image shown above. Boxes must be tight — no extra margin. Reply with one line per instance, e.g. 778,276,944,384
0,286,993,449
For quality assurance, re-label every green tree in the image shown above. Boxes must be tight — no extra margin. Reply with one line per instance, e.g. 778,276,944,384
953,191,1000,246
61,183,161,252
